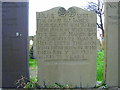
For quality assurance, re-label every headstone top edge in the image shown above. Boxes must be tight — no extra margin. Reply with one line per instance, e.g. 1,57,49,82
104,0,120,2
36,6,96,14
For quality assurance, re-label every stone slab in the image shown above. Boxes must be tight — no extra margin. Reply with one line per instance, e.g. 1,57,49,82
2,2,29,88
105,1,120,87
36,7,97,88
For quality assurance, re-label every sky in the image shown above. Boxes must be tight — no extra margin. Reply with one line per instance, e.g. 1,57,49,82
29,0,98,36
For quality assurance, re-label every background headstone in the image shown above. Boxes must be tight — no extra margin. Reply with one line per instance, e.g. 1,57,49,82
2,1,29,88
29,36,34,51
33,35,37,59
29,36,34,59
105,1,120,87
97,39,102,51
36,7,97,87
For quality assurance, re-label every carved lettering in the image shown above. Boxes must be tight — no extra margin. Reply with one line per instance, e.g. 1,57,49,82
37,7,96,62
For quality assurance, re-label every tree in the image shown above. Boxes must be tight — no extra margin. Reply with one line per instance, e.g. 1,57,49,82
84,0,104,38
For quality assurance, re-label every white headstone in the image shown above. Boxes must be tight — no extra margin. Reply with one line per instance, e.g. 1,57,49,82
36,7,97,88
105,1,120,87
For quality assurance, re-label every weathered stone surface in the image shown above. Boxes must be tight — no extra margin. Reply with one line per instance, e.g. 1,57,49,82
36,7,97,87
105,1,120,87
2,2,29,88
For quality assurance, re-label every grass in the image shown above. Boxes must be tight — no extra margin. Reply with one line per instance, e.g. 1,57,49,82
97,50,104,81
24,77,38,88
29,59,38,67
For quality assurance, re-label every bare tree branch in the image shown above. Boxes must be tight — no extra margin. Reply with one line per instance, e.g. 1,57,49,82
97,23,101,28
84,0,104,37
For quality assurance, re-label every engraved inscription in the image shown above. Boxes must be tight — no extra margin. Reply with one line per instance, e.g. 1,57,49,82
36,7,96,62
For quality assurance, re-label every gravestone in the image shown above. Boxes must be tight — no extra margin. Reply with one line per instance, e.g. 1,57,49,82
36,7,97,87
97,39,102,51
29,36,34,50
33,35,37,59
29,36,34,58
1,0,29,88
105,1,120,87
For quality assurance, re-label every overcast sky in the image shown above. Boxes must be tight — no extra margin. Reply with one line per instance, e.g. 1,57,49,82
29,0,97,36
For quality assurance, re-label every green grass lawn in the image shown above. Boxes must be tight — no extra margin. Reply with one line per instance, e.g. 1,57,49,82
97,50,104,81
29,50,104,82
29,59,38,67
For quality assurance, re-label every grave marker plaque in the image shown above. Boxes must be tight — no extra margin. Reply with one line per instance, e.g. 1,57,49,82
36,7,97,87
105,1,120,87
2,1,29,88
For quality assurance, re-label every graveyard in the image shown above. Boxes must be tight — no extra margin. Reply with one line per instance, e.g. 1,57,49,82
0,0,120,89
